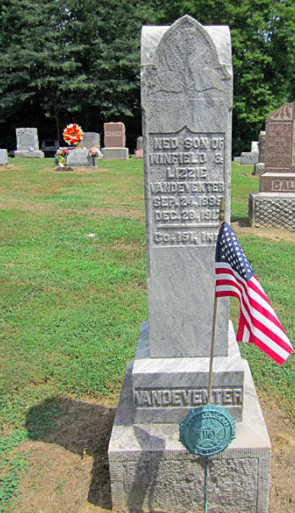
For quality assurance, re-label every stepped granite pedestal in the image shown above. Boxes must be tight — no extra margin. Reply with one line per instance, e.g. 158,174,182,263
109,349,270,513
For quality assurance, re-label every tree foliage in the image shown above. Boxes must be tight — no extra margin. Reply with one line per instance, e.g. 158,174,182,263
0,0,156,149
157,0,295,154
0,0,295,153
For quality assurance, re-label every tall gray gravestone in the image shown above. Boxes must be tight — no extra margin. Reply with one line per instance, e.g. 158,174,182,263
109,16,270,513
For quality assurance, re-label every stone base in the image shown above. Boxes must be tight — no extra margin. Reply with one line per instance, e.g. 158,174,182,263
14,150,44,158
102,147,129,160
132,322,244,423
249,192,295,228
253,163,265,176
240,151,258,165
109,360,271,513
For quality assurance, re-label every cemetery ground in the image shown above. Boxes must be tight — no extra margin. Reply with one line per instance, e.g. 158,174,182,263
0,158,295,513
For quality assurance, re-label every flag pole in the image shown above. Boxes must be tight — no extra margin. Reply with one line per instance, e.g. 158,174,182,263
207,197,225,404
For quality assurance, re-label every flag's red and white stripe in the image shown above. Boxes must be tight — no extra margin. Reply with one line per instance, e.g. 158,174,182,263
216,262,293,365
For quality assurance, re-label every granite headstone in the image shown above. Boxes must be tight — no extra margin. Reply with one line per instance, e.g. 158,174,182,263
81,132,100,150
14,128,44,158
249,103,295,228
135,136,143,158
66,148,93,167
109,15,271,513
101,122,129,159
259,130,266,163
0,149,8,165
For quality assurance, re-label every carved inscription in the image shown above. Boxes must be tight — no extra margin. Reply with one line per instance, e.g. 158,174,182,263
272,179,295,192
266,123,293,169
149,129,225,246
134,387,243,407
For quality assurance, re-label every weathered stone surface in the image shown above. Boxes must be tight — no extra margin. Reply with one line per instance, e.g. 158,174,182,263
253,163,265,176
0,149,8,165
132,321,244,423
240,151,259,165
101,147,129,160
108,360,271,513
15,127,44,158
81,132,100,149
259,131,266,163
104,122,126,147
141,16,233,358
249,192,295,228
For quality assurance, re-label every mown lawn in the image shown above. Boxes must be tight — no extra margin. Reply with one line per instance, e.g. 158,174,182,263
0,158,294,511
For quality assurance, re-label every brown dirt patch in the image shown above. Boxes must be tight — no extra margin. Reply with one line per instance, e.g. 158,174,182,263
7,394,295,512
40,167,111,174
0,165,24,171
88,207,144,219
232,221,295,242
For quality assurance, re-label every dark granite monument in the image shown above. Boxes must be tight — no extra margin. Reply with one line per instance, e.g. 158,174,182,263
249,102,295,228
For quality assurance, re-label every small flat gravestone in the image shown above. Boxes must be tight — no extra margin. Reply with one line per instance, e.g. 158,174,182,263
249,102,295,228
101,122,129,159
14,128,44,158
81,132,100,150
0,149,8,165
66,149,93,167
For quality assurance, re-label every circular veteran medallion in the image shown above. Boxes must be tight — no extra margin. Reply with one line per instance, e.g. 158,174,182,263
179,404,236,456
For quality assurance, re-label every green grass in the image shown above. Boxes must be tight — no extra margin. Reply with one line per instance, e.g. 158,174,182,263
0,157,295,508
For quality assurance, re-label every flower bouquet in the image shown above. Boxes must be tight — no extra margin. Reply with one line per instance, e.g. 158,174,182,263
63,123,84,146
54,147,70,166
88,147,103,165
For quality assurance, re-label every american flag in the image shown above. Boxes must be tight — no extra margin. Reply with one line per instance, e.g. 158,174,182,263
215,222,293,365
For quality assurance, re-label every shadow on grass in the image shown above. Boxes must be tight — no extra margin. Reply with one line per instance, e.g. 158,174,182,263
26,396,116,509
231,217,251,227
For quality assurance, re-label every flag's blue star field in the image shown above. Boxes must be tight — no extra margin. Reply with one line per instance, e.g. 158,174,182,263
216,222,254,282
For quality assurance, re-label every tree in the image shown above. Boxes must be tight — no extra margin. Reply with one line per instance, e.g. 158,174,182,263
0,0,157,150
156,0,295,154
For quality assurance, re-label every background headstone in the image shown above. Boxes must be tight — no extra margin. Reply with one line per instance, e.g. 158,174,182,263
253,162,266,175
109,15,271,513
81,132,100,149
101,122,129,159
259,131,266,163
137,136,143,150
14,128,44,158
135,136,143,158
0,149,8,165
240,150,259,165
104,122,125,147
249,102,295,228
251,141,259,152
66,149,93,167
